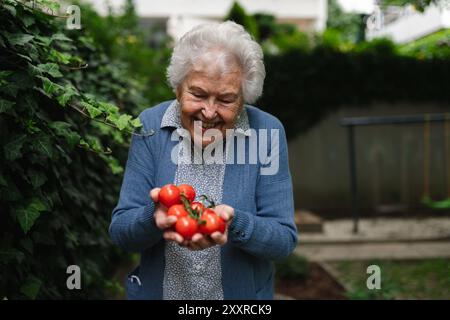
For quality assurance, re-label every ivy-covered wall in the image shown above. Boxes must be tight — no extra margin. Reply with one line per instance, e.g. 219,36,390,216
0,0,147,299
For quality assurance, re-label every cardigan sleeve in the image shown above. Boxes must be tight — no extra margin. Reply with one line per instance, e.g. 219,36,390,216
109,125,163,252
228,119,298,261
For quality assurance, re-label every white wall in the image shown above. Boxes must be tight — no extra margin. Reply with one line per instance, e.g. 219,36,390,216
288,103,450,214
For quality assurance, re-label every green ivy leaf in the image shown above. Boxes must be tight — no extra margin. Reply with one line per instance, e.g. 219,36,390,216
51,33,73,43
106,113,119,123
16,198,47,234
20,276,42,300
0,98,15,113
85,135,103,152
29,198,48,212
0,70,13,79
23,15,35,28
3,4,16,16
34,36,51,46
48,49,72,65
36,63,63,78
4,134,26,161
49,121,71,132
100,154,124,175
116,114,132,131
57,85,78,107
7,33,34,46
34,135,53,158
79,139,90,149
27,169,47,189
49,121,80,147
98,101,119,114
16,53,32,62
81,101,102,119
38,76,62,96
130,118,143,128
16,207,40,234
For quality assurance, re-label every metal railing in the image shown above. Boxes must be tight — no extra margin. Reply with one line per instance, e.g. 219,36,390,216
340,113,449,233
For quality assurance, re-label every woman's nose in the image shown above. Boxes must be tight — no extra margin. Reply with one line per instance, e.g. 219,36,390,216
202,100,218,120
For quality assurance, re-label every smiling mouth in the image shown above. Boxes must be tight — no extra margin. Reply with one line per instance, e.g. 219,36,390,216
193,118,221,130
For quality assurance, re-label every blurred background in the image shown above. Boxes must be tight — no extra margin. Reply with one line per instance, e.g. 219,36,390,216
0,0,449,299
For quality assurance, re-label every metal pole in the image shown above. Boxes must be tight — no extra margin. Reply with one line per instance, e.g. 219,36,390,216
347,125,359,233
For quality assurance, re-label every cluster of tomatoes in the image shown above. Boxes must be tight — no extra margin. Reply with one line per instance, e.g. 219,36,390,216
157,184,226,240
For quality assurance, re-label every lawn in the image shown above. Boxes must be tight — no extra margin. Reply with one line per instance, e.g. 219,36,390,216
328,259,450,300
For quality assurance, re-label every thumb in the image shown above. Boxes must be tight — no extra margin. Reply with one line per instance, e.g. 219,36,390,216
150,188,161,203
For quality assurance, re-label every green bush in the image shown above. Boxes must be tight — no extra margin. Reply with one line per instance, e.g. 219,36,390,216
399,29,450,59
0,0,149,299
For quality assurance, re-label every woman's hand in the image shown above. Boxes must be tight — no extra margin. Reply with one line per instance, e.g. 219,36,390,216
150,188,234,250
187,204,234,251
150,188,189,246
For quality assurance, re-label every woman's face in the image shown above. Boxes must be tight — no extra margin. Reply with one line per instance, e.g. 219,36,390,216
177,67,244,148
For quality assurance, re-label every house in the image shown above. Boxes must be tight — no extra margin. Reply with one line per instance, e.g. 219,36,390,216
365,2,450,43
85,0,328,40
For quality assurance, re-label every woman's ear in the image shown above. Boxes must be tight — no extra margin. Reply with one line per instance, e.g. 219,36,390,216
176,86,182,102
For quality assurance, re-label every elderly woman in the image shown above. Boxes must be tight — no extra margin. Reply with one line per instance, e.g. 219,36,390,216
110,21,297,300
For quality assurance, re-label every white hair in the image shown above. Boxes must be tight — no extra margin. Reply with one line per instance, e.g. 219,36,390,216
167,21,266,104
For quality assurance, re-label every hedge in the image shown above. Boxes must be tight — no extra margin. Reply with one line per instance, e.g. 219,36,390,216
259,43,450,140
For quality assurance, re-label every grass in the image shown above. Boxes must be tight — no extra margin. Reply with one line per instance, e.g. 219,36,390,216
329,259,450,300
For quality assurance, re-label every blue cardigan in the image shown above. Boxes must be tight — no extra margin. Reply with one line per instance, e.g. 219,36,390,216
109,100,298,300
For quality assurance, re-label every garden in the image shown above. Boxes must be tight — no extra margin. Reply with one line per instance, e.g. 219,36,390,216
1,0,449,299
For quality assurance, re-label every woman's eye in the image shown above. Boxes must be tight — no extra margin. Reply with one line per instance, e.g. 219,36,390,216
190,92,205,99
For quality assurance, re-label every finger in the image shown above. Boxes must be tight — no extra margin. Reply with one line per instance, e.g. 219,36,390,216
218,211,234,223
211,231,227,246
150,188,161,202
163,230,184,244
215,206,234,222
156,214,177,229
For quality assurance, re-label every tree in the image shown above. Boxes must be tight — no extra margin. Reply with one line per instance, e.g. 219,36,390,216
224,1,259,40
326,0,362,43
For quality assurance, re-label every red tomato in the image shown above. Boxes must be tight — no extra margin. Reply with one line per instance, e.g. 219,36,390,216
159,184,181,208
167,204,188,219
175,216,199,240
199,209,226,235
178,184,196,202
191,202,205,215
